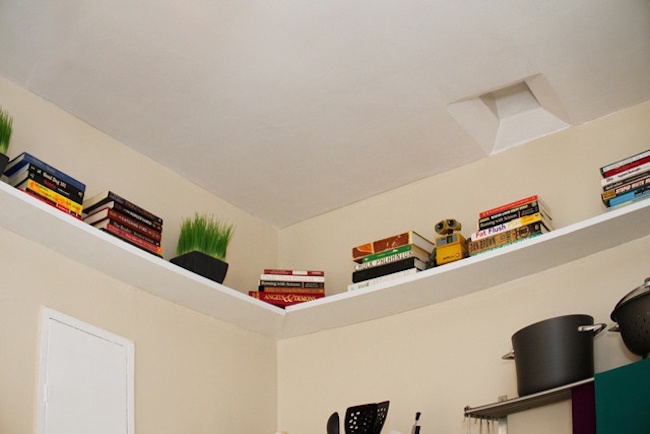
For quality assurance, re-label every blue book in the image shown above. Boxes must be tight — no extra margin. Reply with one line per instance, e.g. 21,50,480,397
608,185,650,207
3,152,85,192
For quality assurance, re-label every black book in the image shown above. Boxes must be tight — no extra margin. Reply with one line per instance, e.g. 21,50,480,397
9,164,85,204
352,256,426,283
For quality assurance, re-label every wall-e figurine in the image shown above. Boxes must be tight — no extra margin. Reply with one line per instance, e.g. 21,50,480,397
430,219,468,267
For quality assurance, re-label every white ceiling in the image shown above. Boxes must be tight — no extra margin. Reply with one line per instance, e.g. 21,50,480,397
1,1,649,228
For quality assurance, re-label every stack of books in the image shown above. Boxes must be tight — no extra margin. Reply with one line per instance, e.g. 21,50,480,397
600,149,650,210
467,195,553,256
348,231,434,291
1,152,86,219
249,269,325,308
82,190,163,257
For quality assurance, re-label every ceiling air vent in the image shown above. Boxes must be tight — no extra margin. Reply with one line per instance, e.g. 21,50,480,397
447,75,570,155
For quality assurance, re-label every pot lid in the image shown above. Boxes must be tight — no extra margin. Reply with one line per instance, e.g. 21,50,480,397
611,277,650,321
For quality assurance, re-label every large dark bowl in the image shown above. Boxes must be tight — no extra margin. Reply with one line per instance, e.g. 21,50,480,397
611,278,650,359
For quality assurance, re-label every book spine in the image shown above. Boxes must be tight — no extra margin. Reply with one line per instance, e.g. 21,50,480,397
262,269,324,276
249,291,324,307
607,185,650,207
106,208,162,241
106,191,163,226
26,165,85,204
23,189,83,220
361,245,414,263
352,257,425,283
111,202,163,232
601,151,650,178
259,286,326,295
352,231,434,263
471,212,550,241
259,273,325,282
478,203,546,230
602,168,650,191
258,280,325,288
468,223,544,256
347,268,418,291
102,218,161,246
478,195,539,219
99,223,163,256
23,179,83,217
601,175,650,206
5,153,86,191
601,161,650,187
354,250,418,271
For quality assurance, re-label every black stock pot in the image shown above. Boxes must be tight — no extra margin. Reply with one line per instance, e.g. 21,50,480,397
503,314,606,396
611,277,650,359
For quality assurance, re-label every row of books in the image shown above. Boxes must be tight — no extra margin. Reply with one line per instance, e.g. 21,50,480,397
0,152,164,258
1,151,86,219
248,269,325,308
599,149,650,209
467,194,554,256
82,190,164,258
348,231,434,291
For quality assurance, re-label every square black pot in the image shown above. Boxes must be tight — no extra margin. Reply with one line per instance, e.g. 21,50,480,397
0,153,9,176
170,250,229,284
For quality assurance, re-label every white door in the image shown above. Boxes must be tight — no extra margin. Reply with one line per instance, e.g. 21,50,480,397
38,308,135,434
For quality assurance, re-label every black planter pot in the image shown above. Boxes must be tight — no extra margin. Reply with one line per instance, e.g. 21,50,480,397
170,250,229,284
503,314,606,396
0,153,9,176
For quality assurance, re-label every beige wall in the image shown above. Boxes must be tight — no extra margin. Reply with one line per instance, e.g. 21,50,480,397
276,101,650,433
0,75,279,294
2,73,650,434
0,76,279,433
0,226,278,434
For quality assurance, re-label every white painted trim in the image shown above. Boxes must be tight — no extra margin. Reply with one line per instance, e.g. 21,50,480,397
37,307,135,434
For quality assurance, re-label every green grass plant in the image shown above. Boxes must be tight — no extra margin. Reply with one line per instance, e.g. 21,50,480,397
176,213,234,261
0,106,12,155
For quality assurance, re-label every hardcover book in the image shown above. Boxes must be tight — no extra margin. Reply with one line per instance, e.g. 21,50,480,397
262,269,324,276
84,207,162,241
351,256,426,283
249,291,324,308
478,195,550,219
478,203,550,230
7,163,85,204
468,222,547,256
600,149,650,178
83,200,162,232
19,178,83,218
83,190,163,226
3,152,86,192
352,231,434,263
94,219,163,256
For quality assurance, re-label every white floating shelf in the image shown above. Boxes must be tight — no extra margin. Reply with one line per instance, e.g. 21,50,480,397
1,180,649,339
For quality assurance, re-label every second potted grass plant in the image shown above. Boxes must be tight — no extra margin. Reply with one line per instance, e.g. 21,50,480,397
0,106,13,175
170,213,234,284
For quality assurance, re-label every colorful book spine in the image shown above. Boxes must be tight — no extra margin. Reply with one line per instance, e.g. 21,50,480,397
259,273,324,283
478,195,546,219
601,175,650,206
608,185,650,207
3,152,86,192
352,231,434,263
258,280,325,288
249,291,324,307
470,212,552,241
468,222,546,256
8,164,85,204
352,257,426,283
83,190,163,226
258,286,325,295
478,202,549,230
85,208,162,241
97,221,163,256
87,201,162,232
23,178,83,217
23,189,82,220
600,149,650,178
354,250,422,271
601,161,650,187
262,269,324,276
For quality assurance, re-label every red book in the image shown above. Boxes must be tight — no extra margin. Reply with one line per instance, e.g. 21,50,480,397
479,195,545,219
262,269,324,276
94,219,163,257
249,291,324,308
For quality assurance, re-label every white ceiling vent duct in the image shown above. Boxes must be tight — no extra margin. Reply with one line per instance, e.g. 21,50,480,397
447,75,570,155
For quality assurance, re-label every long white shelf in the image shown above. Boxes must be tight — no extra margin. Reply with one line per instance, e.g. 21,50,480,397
2,180,650,339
